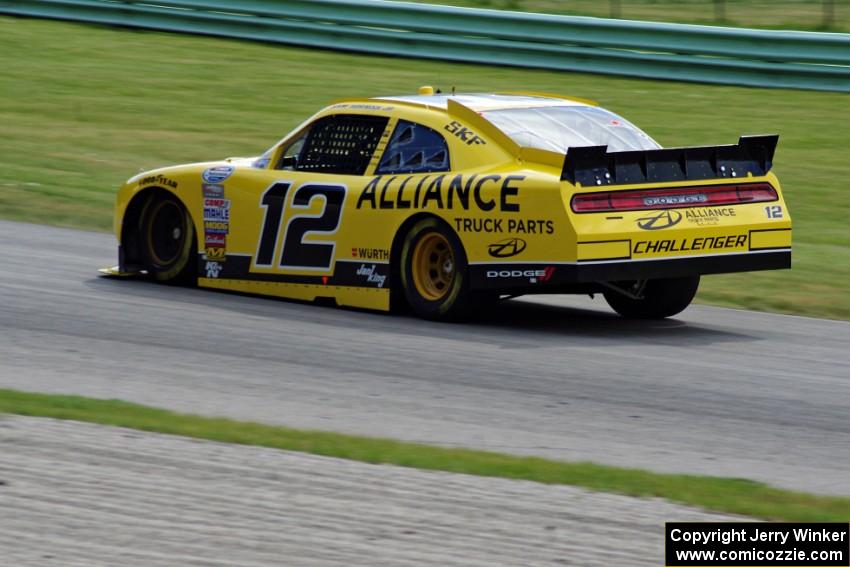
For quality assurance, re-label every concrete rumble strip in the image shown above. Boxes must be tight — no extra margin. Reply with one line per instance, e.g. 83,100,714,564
0,415,736,566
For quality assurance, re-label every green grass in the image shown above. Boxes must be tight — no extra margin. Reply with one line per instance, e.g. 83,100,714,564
1,388,848,521
1,16,849,318
408,0,850,32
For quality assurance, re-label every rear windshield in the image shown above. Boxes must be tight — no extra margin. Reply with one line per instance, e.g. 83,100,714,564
482,105,660,153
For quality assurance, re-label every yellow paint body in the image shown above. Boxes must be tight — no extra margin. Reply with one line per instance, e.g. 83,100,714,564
112,92,791,310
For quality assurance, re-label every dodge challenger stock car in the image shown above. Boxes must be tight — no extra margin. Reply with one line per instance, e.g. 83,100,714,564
102,88,792,320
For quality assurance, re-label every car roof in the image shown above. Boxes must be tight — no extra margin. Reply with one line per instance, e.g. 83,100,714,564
374,93,593,112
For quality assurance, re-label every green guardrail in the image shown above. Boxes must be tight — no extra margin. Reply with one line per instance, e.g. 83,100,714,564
1,0,849,92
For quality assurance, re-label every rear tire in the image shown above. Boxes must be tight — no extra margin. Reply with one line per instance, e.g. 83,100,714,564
139,194,197,285
400,218,470,321
603,276,700,319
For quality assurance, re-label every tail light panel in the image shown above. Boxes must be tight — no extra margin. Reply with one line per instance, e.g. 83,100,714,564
571,182,778,213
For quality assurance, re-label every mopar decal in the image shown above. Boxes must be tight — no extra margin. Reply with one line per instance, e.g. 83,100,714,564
633,234,748,255
202,165,235,184
637,210,682,230
487,238,527,258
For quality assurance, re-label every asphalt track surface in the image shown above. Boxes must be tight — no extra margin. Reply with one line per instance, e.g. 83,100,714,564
1,220,848,495
0,415,734,566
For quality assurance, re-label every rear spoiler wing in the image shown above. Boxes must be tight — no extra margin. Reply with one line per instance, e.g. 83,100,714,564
562,135,778,187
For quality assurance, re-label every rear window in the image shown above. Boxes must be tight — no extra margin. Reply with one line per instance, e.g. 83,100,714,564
482,105,660,154
377,120,450,174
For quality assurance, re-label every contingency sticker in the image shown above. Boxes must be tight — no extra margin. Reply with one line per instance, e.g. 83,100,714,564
203,197,230,262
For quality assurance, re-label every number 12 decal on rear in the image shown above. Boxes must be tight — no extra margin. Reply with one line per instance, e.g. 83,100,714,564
255,181,347,270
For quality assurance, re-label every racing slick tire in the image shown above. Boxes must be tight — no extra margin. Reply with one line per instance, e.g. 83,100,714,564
603,276,700,319
400,218,473,321
139,193,197,285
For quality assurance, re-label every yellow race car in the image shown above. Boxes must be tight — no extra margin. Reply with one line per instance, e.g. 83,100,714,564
104,89,791,320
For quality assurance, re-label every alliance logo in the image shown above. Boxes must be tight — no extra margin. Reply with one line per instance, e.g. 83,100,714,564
637,210,682,230
487,237,527,258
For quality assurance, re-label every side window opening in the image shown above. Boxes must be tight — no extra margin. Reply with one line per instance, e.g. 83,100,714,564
377,120,451,175
277,114,389,175
278,134,306,171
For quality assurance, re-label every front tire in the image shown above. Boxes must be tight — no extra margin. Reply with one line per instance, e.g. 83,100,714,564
139,194,197,285
400,218,470,321
603,276,700,319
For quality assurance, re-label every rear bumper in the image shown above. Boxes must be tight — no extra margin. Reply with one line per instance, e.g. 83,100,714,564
469,249,790,290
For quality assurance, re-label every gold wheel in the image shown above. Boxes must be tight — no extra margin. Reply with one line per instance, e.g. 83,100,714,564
411,232,456,301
